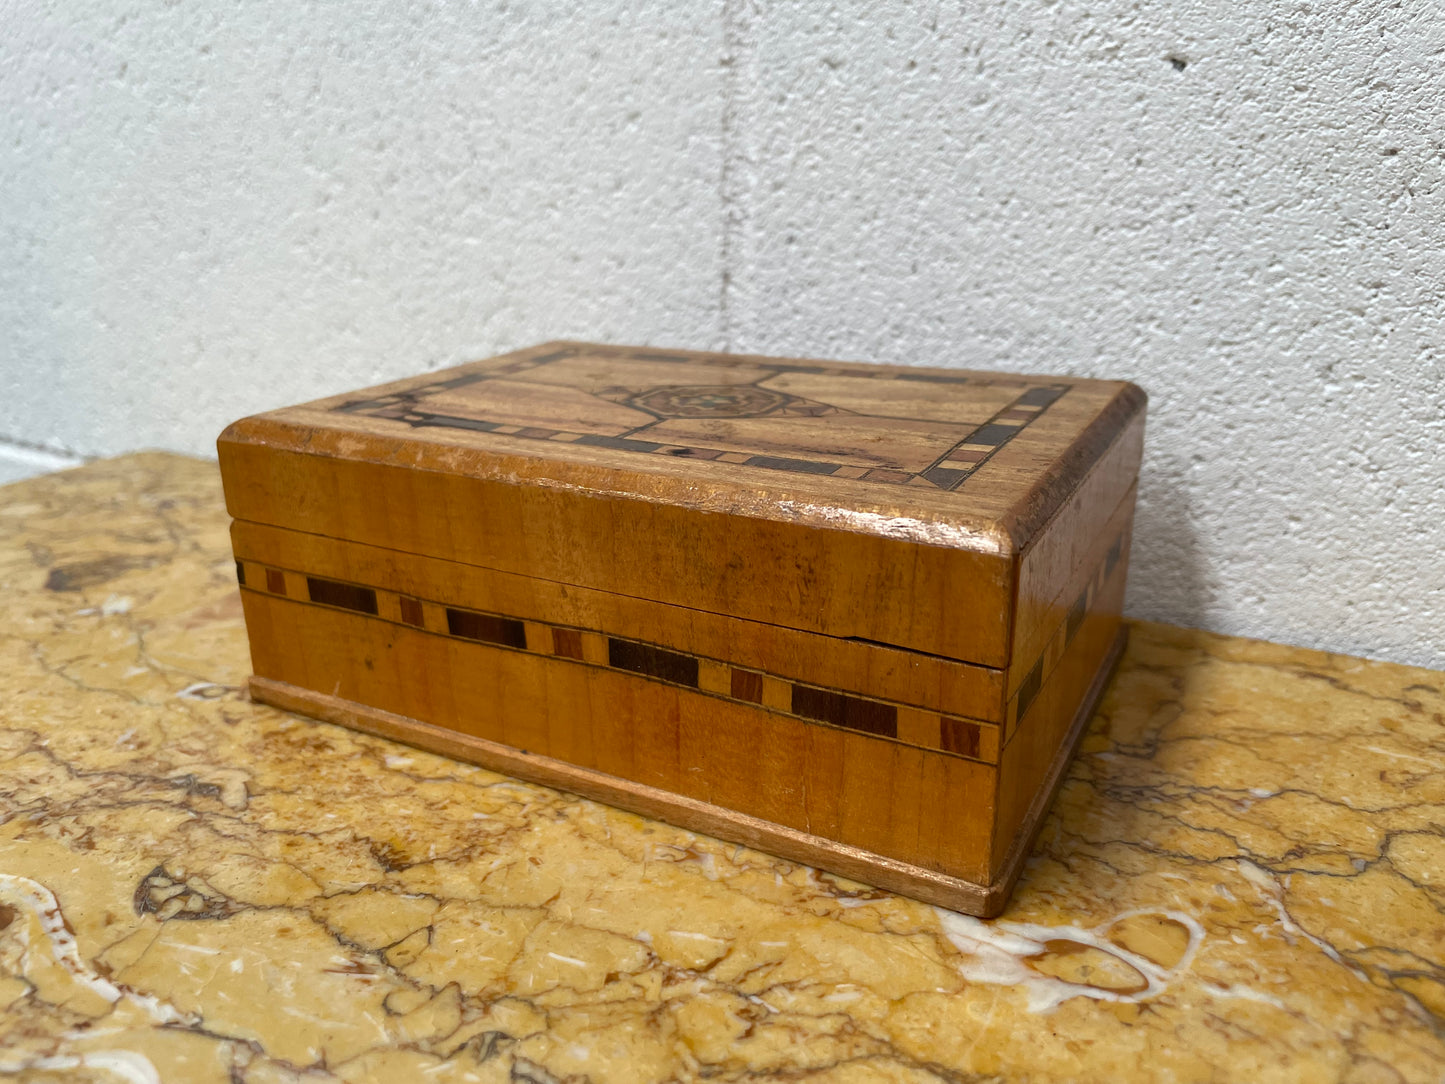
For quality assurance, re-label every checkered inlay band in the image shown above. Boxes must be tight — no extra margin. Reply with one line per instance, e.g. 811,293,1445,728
238,564,1002,765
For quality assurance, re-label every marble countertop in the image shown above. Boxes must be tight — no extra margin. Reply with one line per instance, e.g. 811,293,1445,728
1,453,1441,1083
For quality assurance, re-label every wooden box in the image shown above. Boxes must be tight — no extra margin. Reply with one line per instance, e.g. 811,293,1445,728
218,342,1145,916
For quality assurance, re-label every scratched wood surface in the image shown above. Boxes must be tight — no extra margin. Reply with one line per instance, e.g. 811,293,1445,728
219,342,1145,914
230,521,1008,723
219,341,1145,665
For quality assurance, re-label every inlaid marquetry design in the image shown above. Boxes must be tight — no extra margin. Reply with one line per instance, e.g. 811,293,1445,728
1007,527,1132,737
232,515,1130,762
621,384,803,419
233,562,1003,765
332,345,1072,491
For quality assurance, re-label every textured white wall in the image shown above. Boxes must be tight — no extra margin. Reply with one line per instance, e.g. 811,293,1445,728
721,1,1445,670
0,2,725,454
2,2,1441,668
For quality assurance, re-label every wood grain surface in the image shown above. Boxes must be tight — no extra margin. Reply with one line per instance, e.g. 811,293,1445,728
219,341,1144,665
231,520,1009,722
221,341,1144,914
247,627,1127,917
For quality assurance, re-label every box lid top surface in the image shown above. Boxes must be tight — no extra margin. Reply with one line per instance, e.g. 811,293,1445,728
221,342,1144,557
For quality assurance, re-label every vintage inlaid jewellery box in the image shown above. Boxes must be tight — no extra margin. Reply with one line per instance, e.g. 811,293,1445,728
218,342,1145,916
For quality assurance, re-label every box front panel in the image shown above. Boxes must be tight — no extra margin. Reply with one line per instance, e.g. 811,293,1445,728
220,440,1016,666
233,520,1007,724
238,588,999,885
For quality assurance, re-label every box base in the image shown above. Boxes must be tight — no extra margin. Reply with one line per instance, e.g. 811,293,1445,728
249,627,1126,918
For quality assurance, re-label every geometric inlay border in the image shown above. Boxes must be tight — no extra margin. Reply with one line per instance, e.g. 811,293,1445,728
1006,524,1131,739
237,515,1128,758
333,347,1072,492
236,559,1004,766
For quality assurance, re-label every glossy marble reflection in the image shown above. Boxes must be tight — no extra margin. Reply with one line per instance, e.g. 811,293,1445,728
0,454,1441,1083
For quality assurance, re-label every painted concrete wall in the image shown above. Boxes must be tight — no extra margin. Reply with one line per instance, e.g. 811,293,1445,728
2,2,1441,669
0,3,726,454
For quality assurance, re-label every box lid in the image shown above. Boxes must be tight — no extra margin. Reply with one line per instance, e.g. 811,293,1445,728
218,342,1145,668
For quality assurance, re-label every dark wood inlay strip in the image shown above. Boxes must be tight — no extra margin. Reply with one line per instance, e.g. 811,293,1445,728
306,576,376,614
1066,592,1088,643
1106,535,1123,578
1017,386,1068,408
399,596,425,627
731,669,764,703
304,578,375,618
238,562,1000,763
1007,521,1132,739
608,639,699,688
743,455,842,475
791,686,898,739
446,608,526,649
941,718,982,758
551,627,584,660
1015,659,1044,725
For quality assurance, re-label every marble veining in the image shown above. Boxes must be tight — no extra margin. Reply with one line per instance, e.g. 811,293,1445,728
934,907,1205,1013
0,453,1442,1082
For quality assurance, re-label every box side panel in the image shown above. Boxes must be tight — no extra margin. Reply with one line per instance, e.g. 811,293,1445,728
218,439,1014,665
232,520,1006,723
240,590,998,885
1003,482,1138,733
991,510,1132,878
1008,407,1144,699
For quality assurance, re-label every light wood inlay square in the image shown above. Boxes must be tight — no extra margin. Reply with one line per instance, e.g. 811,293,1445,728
761,676,792,713
580,631,610,666
375,592,405,625
697,659,731,695
522,621,551,653
897,707,942,750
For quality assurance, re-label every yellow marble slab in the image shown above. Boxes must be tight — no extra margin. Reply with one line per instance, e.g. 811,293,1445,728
0,452,1441,1083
